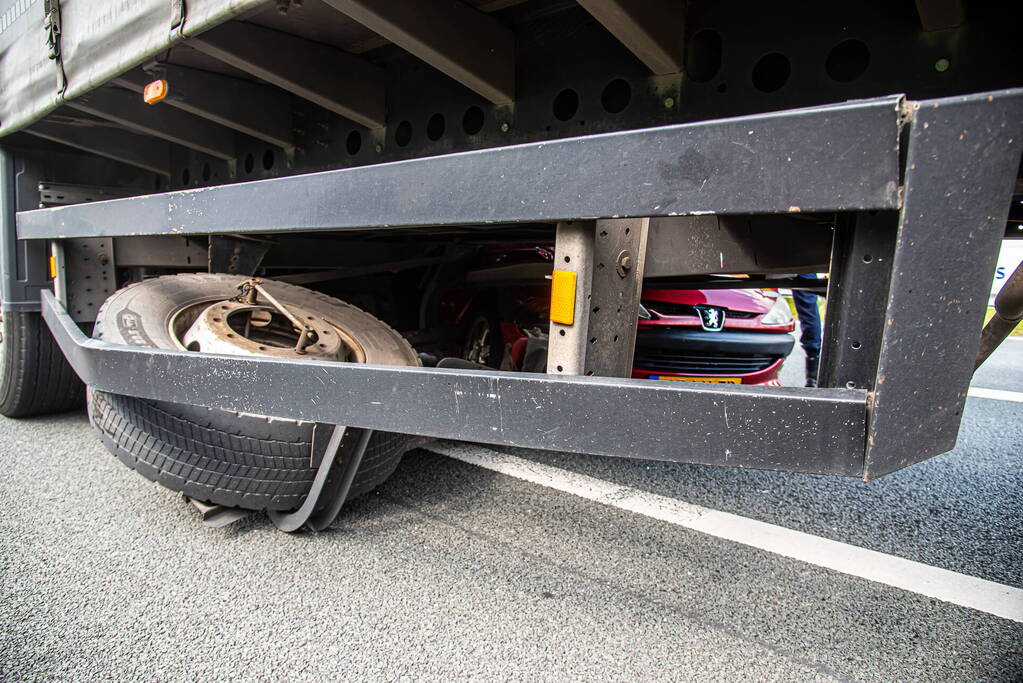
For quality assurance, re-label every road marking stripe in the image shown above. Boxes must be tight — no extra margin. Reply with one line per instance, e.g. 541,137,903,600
968,387,1023,403
426,441,1023,623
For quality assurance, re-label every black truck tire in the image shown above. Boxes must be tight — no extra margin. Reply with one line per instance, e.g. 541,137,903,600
0,309,85,417
88,274,423,512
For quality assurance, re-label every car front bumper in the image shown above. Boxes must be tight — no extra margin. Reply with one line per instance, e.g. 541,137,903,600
632,327,794,385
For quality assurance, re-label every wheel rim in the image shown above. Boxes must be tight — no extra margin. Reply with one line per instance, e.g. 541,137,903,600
463,316,491,365
168,296,366,362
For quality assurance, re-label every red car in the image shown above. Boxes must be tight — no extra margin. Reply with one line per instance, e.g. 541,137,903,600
442,248,796,385
635,287,795,386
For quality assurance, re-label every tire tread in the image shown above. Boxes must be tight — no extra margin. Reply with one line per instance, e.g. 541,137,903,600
0,310,84,418
86,274,426,512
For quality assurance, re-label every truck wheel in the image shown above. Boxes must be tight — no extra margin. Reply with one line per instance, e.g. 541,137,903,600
0,309,85,417
461,294,506,369
87,274,423,512
463,314,502,367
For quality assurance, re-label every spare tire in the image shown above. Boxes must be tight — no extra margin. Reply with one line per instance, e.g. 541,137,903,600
88,273,423,512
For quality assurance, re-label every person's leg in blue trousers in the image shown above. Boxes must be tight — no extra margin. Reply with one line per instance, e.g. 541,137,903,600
792,275,823,387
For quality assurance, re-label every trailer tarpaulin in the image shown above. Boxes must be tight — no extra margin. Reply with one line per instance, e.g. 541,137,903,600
0,0,267,138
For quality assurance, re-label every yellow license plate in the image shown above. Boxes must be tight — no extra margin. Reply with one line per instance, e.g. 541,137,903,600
654,376,742,384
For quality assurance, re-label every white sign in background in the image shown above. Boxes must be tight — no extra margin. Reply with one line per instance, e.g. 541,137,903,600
991,240,1023,306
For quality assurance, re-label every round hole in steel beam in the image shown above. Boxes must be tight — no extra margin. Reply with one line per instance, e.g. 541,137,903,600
395,120,413,147
427,113,446,141
346,130,362,155
686,29,723,83
600,79,631,114
462,106,485,135
262,149,275,170
553,88,579,121
181,168,190,186
201,163,211,182
826,39,870,83
752,52,791,93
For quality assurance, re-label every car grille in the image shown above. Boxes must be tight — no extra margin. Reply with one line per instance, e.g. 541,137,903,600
633,349,777,374
641,300,758,319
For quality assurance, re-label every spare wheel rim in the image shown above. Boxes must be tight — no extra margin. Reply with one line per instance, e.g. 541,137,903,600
168,296,367,362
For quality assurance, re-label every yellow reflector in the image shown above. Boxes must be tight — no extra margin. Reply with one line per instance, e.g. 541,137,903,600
48,255,56,279
549,269,576,325
143,79,169,104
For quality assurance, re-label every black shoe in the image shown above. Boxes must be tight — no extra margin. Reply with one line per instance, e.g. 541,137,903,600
805,355,820,387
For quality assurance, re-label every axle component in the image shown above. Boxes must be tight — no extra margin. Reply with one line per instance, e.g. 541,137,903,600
975,259,1023,370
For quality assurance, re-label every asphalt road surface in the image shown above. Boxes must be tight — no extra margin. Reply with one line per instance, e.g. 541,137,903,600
1,341,1020,681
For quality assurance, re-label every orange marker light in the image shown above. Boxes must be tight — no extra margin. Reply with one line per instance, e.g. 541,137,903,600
48,255,57,279
143,79,169,104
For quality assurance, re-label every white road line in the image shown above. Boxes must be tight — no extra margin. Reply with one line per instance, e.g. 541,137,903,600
426,441,1023,623
968,387,1023,403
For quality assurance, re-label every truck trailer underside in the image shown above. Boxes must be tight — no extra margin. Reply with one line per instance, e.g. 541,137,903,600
0,0,1020,530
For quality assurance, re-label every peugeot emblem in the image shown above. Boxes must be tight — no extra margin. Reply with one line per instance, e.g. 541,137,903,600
694,305,726,331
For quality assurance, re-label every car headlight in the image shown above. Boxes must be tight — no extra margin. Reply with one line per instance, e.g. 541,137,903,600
761,296,793,326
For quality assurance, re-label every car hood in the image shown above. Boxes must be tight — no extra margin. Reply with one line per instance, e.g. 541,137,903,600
641,287,774,314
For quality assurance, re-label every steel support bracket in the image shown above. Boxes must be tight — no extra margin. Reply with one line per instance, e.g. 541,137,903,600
862,89,1023,478
268,426,373,532
63,237,115,323
548,218,649,377
208,235,273,276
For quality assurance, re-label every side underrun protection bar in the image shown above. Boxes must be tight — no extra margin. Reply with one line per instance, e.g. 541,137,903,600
22,88,1023,479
